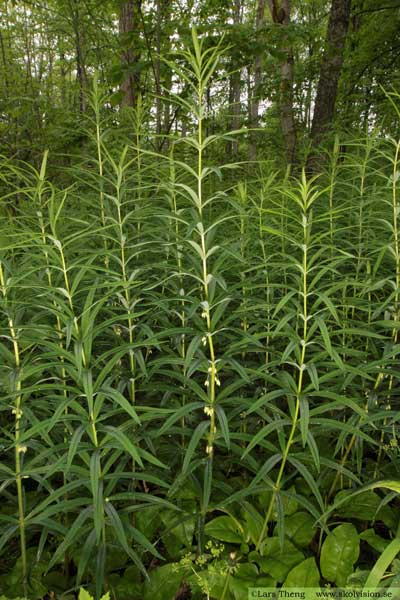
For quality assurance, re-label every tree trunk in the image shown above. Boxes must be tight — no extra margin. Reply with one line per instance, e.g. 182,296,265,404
249,0,266,162
229,0,242,157
155,0,162,139
59,43,67,107
267,0,297,165
119,0,142,108
279,0,296,164
308,0,352,168
155,0,172,150
68,0,88,113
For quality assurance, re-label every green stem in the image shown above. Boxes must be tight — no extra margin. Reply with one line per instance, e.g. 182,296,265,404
0,261,27,596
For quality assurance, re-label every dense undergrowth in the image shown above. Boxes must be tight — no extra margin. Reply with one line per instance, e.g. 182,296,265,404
0,34,400,600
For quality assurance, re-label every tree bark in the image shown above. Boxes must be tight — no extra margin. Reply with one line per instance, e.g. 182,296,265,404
249,0,266,162
155,0,172,150
119,0,142,108
308,0,352,167
229,0,242,157
267,0,297,165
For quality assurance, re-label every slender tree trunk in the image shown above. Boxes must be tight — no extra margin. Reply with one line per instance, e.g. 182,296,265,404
280,0,296,164
59,43,67,107
305,43,314,131
308,0,352,169
22,4,35,106
155,0,162,139
267,0,297,165
155,0,172,150
229,0,242,157
249,0,265,161
68,0,87,113
119,0,142,108
341,4,363,132
163,66,172,140
0,28,9,97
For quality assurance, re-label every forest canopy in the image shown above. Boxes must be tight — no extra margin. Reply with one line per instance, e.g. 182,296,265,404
1,0,400,165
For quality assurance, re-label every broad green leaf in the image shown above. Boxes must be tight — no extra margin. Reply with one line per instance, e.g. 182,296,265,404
204,515,244,543
274,511,316,547
283,557,320,587
161,508,196,547
256,538,304,582
79,590,110,600
79,590,93,600
321,480,400,525
230,563,276,600
320,523,360,586
143,564,187,600
136,506,161,542
114,565,142,599
334,489,396,529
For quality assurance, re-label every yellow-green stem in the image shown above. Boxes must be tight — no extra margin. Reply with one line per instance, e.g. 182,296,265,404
0,261,27,596
194,78,218,457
